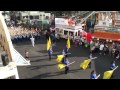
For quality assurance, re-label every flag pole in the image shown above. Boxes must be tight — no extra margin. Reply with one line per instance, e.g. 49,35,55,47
95,74,100,79
113,66,118,71
66,61,75,66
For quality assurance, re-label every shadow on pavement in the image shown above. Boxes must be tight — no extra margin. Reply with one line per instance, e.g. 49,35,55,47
27,63,58,70
27,71,65,79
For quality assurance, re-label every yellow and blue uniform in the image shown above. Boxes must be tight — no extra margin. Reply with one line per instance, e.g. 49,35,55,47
48,47,53,61
90,73,97,79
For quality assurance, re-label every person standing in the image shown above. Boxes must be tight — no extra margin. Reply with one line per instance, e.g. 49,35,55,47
89,53,93,60
110,61,116,70
30,36,35,47
88,53,93,68
116,53,120,60
48,46,53,61
25,50,29,59
64,45,69,57
99,43,104,54
62,49,66,56
90,70,97,79
109,61,116,78
63,58,70,74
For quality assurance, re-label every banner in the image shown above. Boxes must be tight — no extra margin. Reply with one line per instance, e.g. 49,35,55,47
55,18,75,27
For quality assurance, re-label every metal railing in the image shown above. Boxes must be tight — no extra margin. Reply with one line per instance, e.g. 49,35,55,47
80,11,96,24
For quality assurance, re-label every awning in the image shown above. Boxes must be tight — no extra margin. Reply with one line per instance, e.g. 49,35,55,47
13,48,31,66
92,31,120,42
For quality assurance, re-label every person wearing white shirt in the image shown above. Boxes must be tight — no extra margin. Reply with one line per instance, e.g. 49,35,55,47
99,43,104,54
30,36,35,47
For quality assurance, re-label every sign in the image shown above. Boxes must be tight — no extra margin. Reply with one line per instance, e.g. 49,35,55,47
98,20,109,27
55,18,68,26
55,18,75,27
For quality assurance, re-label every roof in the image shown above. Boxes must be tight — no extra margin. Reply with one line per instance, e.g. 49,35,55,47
92,31,120,42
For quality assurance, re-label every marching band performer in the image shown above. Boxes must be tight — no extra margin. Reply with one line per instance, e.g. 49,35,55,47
88,53,95,68
64,45,69,57
48,46,53,61
110,61,116,70
19,34,23,42
63,57,70,74
23,33,27,42
26,32,30,41
90,70,97,79
30,35,35,47
62,49,66,56
14,34,18,43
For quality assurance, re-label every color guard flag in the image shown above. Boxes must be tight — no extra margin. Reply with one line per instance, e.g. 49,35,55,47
48,37,51,46
67,37,71,49
80,59,91,70
103,66,118,79
47,37,51,50
56,55,64,62
103,70,114,79
58,64,66,69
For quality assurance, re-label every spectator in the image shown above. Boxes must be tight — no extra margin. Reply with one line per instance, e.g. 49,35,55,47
99,43,104,54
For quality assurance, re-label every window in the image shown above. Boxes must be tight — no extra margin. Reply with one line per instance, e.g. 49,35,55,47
75,32,77,36
59,29,63,33
46,16,49,19
64,30,68,35
26,16,28,18
34,16,39,19
30,16,33,19
69,31,73,36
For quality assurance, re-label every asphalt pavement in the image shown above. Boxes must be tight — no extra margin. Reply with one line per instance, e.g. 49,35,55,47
14,36,120,79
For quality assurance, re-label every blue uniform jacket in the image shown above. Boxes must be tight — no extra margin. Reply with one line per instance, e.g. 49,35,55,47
64,46,68,53
110,63,115,69
48,49,53,55
90,73,96,79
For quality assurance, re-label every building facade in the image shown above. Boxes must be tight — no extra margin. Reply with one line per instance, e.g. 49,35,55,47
21,11,51,20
